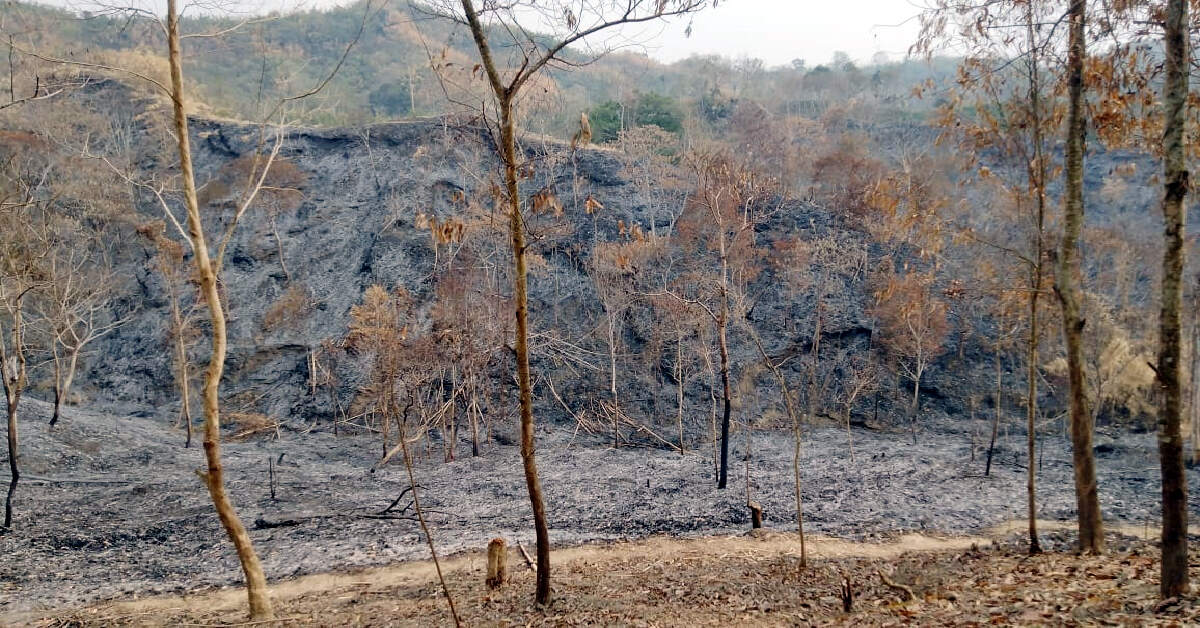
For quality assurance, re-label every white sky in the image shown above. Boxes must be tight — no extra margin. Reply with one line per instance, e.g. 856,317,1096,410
33,0,926,68
632,0,925,67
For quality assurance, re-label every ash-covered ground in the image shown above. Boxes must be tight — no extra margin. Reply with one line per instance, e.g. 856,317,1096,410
1,399,1195,617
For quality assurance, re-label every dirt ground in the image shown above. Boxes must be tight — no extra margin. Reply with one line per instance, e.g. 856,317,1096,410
17,525,1200,627
2,398,1199,623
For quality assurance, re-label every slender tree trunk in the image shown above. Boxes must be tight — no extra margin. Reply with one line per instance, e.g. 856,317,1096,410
744,415,752,504
52,348,79,427
608,311,619,447
399,407,461,626
1058,0,1104,554
381,405,390,458
270,215,290,283
844,407,856,463
1158,0,1190,598
702,345,719,478
792,403,806,566
500,99,551,605
4,296,29,530
64,350,78,410
745,326,805,566
986,336,1002,477
1026,283,1042,554
807,303,823,427
1190,319,1199,464
910,365,922,443
676,335,686,454
172,297,193,449
470,383,481,457
457,2,551,602
717,310,732,490
1025,0,1046,555
167,1,273,617
3,377,19,530
50,346,62,427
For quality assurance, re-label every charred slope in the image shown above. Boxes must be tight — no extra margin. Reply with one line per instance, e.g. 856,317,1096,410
53,81,931,435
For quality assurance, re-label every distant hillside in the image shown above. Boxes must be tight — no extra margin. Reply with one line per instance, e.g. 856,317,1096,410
7,1,953,133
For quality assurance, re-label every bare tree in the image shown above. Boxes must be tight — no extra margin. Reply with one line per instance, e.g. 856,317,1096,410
428,0,710,604
138,220,200,447
349,284,459,624
0,249,35,531
39,242,129,426
672,149,768,490
872,270,948,440
0,0,374,615
0,131,58,530
589,241,636,446
743,322,807,566
831,348,877,463
162,0,280,616
618,125,687,235
649,291,703,454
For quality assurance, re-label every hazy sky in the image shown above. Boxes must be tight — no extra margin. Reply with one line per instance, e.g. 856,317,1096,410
630,0,925,67
35,0,926,67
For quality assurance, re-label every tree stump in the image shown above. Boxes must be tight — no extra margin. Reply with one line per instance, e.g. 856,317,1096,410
840,575,854,612
486,537,507,589
749,501,763,529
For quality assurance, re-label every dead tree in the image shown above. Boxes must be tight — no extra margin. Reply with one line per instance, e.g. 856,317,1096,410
349,285,460,623
832,349,878,464
40,245,128,426
427,0,710,604
872,270,948,441
138,221,199,447
0,270,33,531
743,322,807,566
671,150,769,490
0,148,53,531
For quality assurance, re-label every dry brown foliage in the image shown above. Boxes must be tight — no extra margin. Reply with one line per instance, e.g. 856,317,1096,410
262,284,312,333
225,412,281,441
810,134,887,218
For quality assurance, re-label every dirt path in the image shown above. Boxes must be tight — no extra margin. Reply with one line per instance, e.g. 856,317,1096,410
17,522,1200,627
986,518,1200,539
51,518,1196,622
82,529,990,619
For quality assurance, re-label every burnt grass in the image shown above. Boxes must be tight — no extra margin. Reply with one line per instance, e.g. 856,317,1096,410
1,398,1197,617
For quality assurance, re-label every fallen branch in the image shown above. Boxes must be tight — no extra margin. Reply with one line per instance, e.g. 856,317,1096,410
253,517,302,529
177,617,307,627
517,541,536,572
545,374,591,432
878,570,914,601
355,513,420,521
598,400,681,452
252,508,454,529
378,484,421,515
0,474,130,485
